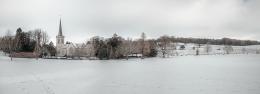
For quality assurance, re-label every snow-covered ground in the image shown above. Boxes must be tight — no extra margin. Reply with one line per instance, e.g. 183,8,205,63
1,52,260,94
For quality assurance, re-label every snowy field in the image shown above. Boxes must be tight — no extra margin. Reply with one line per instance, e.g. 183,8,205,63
162,43,260,57
1,53,260,94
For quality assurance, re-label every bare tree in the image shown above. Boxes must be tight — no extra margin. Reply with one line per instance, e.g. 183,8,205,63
196,44,200,56
89,36,104,58
223,45,233,54
74,44,82,59
120,38,133,60
158,35,170,58
168,38,176,56
86,39,95,57
0,37,2,50
140,32,146,59
41,31,49,58
33,29,42,60
4,30,14,60
196,48,200,56
41,31,49,45
204,43,212,55
241,48,247,54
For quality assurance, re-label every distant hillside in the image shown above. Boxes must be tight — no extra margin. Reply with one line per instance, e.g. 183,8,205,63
156,37,260,46
156,43,260,57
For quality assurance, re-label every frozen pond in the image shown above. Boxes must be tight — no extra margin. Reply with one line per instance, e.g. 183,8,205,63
0,54,260,94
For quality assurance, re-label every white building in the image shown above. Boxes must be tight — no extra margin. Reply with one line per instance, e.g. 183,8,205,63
56,19,93,57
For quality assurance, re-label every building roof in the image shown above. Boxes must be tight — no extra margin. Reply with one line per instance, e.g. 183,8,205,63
58,18,63,36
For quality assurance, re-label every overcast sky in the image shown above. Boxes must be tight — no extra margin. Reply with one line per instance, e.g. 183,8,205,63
0,0,260,43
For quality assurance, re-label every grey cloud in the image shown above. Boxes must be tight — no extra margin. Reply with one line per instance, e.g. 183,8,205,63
0,0,260,43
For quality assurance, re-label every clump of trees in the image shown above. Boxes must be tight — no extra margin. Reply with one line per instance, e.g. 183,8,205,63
0,28,56,57
0,30,14,54
107,34,124,59
157,35,171,58
88,33,158,60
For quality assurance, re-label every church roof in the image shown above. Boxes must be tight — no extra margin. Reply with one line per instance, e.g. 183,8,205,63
58,19,63,36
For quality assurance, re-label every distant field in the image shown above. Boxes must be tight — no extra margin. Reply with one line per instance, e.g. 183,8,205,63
157,43,260,57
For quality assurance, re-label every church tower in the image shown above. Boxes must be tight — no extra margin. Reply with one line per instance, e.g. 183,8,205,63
56,19,65,57
56,19,64,46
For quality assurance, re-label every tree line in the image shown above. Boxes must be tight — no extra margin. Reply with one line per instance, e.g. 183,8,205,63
1,27,260,60
0,28,56,57
172,37,259,46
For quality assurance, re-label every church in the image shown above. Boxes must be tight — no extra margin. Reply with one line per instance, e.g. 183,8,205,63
56,19,93,58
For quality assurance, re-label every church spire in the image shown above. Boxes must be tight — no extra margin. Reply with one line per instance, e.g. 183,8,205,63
56,18,65,46
58,18,63,36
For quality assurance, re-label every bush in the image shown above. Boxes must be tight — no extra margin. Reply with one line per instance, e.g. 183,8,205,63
148,48,158,57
